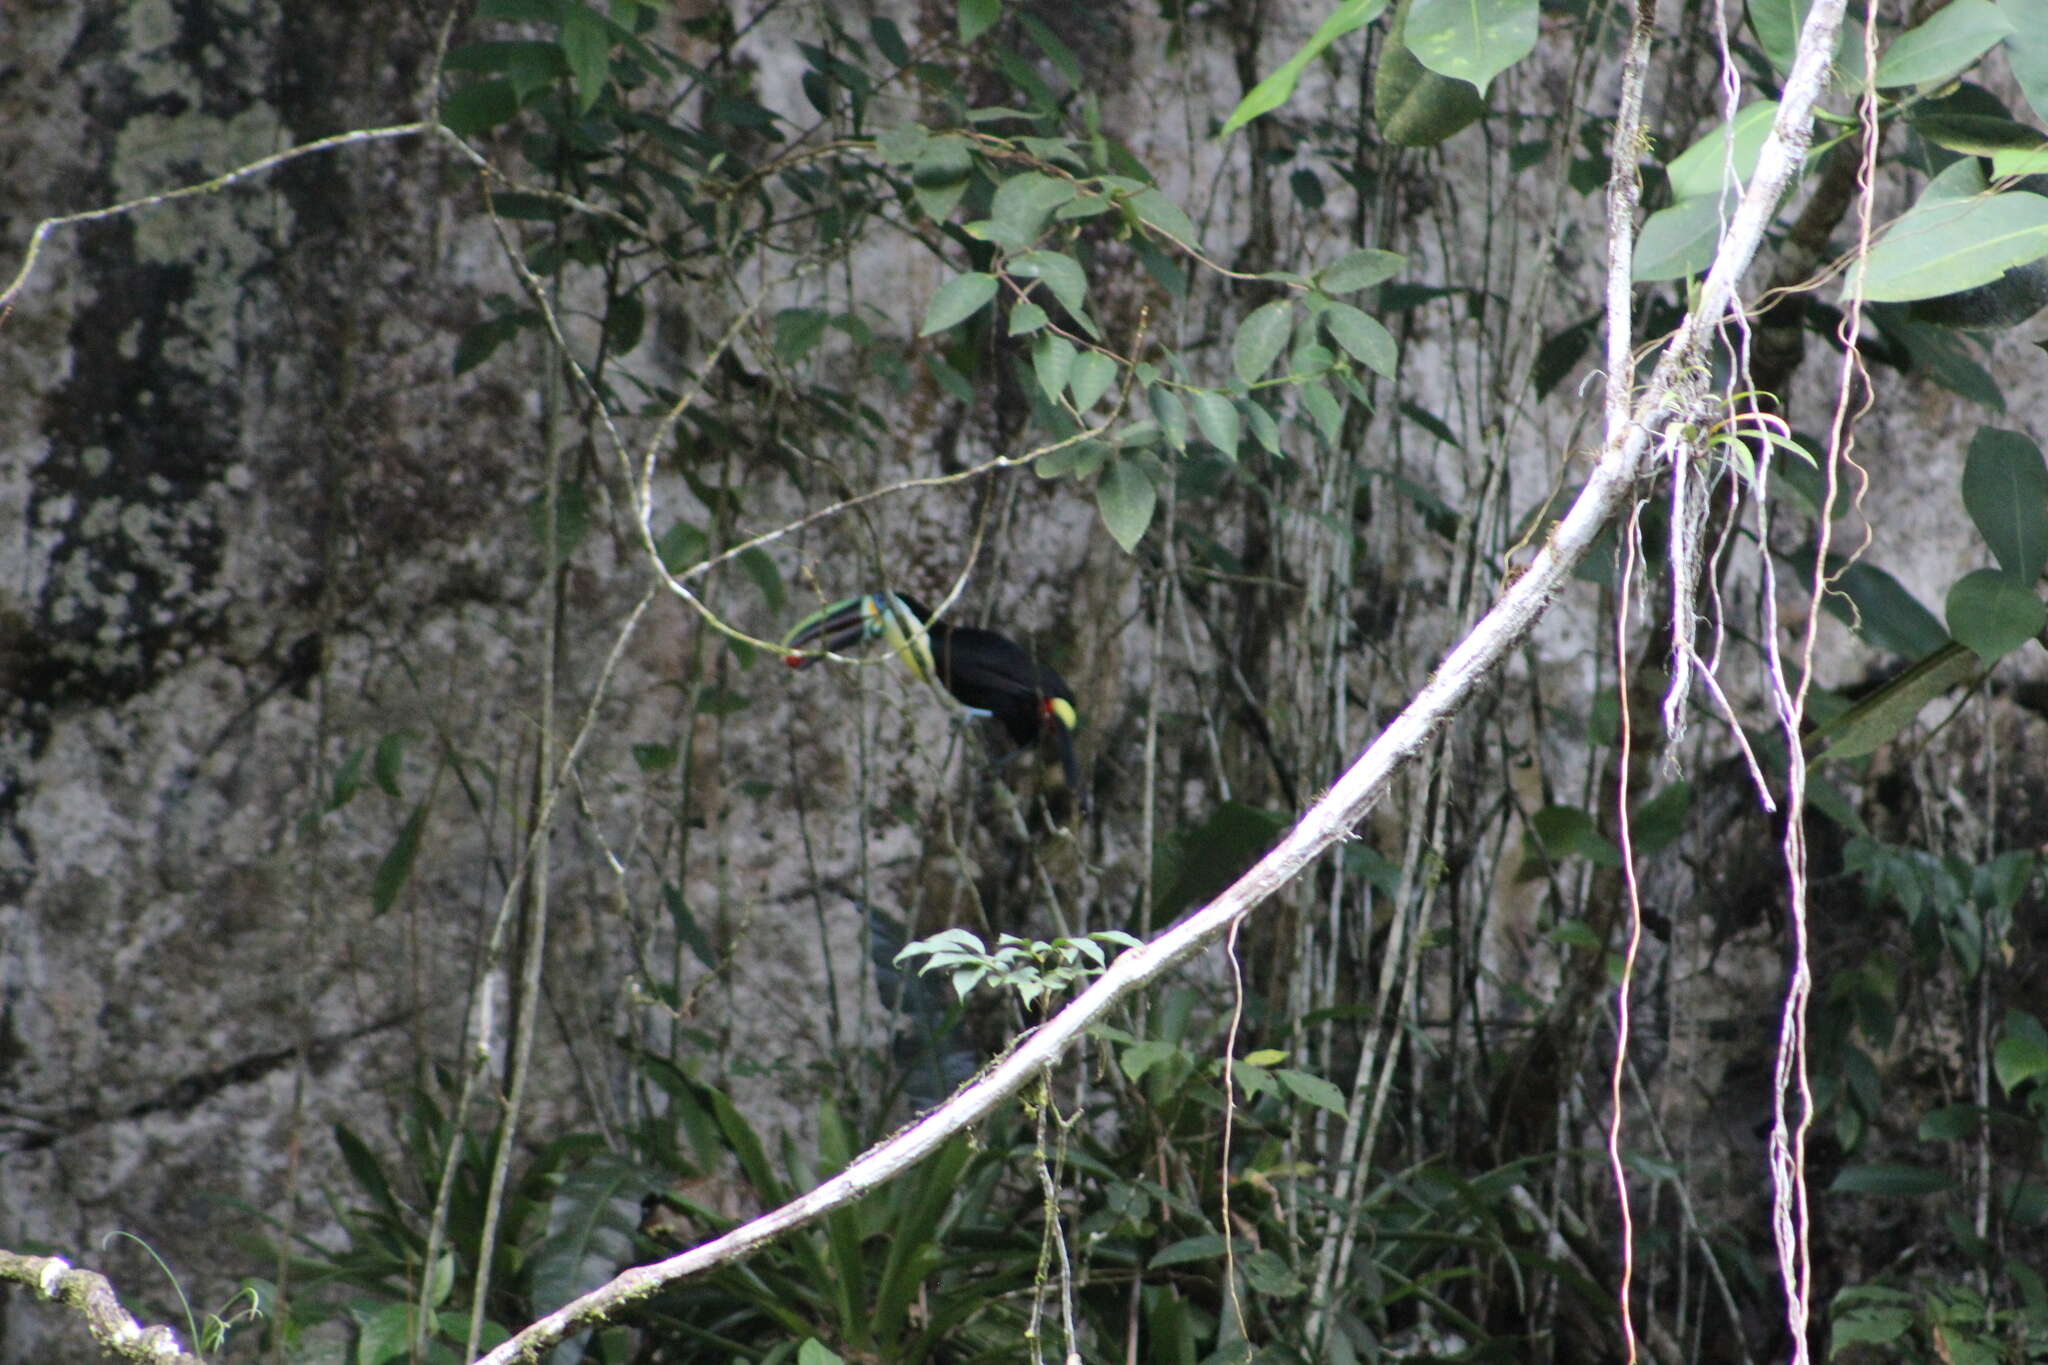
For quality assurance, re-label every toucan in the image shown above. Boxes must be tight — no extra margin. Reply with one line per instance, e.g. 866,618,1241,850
784,592,1083,808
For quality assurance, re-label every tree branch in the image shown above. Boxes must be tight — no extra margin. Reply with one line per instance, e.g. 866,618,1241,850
0,1251,205,1364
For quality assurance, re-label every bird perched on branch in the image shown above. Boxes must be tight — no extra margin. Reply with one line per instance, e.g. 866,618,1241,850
784,591,1083,809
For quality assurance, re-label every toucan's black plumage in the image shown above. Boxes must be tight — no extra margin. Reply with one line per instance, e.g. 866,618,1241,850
784,592,1083,807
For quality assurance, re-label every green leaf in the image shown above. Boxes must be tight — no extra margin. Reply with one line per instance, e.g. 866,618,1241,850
1527,805,1622,868
1233,299,1295,385
1299,380,1343,444
1008,250,1089,320
1153,801,1289,918
560,4,612,113
798,1340,846,1365
1962,426,2048,583
1321,300,1398,376
1829,1163,1956,1196
657,520,708,573
911,136,974,222
1274,1068,1348,1116
1631,781,1692,856
1994,1033,2048,1092
1007,300,1048,336
1068,349,1118,411
2000,0,2048,123
1874,0,2013,88
453,312,532,376
1375,0,1487,145
737,546,786,615
1152,1235,1231,1269
920,273,999,335
1097,460,1157,552
1810,642,1980,760
1033,333,1077,403
958,0,1001,44
442,79,520,136
1946,567,2046,663
1243,1249,1306,1298
1846,162,2048,303
526,481,591,569
1120,1040,1183,1082
1786,550,1950,658
373,731,413,799
1124,187,1201,246
1405,0,1538,96
1634,193,1732,282
870,17,910,65
1219,0,1390,136
1150,386,1190,449
990,172,1077,243
371,804,428,915
1665,99,1781,200
1318,248,1404,292
1190,391,1241,459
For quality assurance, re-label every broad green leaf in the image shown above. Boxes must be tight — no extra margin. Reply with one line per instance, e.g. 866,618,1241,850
1665,99,1781,200
958,0,1000,44
1151,1235,1230,1268
1068,349,1118,411
798,1339,846,1365
442,79,520,136
526,480,590,568
560,4,612,112
1007,300,1048,336
1125,187,1201,246
1784,548,1951,658
919,272,998,335
1999,0,2048,122
1405,0,1537,96
911,136,974,222
737,546,785,614
1322,300,1398,376
371,804,428,914
1190,391,1241,459
1994,1033,2048,1092
1749,0,1843,73
1846,162,2048,302
1992,145,2048,177
1946,568,2046,663
1375,0,1487,145
1908,110,2048,158
1219,0,1390,136
1810,643,1979,760
1299,380,1343,443
1233,299,1295,385
1526,805,1622,868
1874,0,2012,88
1150,386,1190,449
373,731,412,799
1032,333,1077,403
1097,460,1157,552
1634,193,1731,282
870,16,910,64
1962,426,2048,583
990,172,1077,243
1274,1068,1347,1116
1008,250,1089,319
1318,248,1404,293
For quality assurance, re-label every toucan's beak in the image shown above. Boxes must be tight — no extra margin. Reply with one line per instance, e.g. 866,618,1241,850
1046,698,1085,814
783,595,874,669
783,592,937,684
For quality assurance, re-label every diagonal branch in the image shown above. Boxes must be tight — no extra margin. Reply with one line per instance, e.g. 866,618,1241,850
474,4,1847,1359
